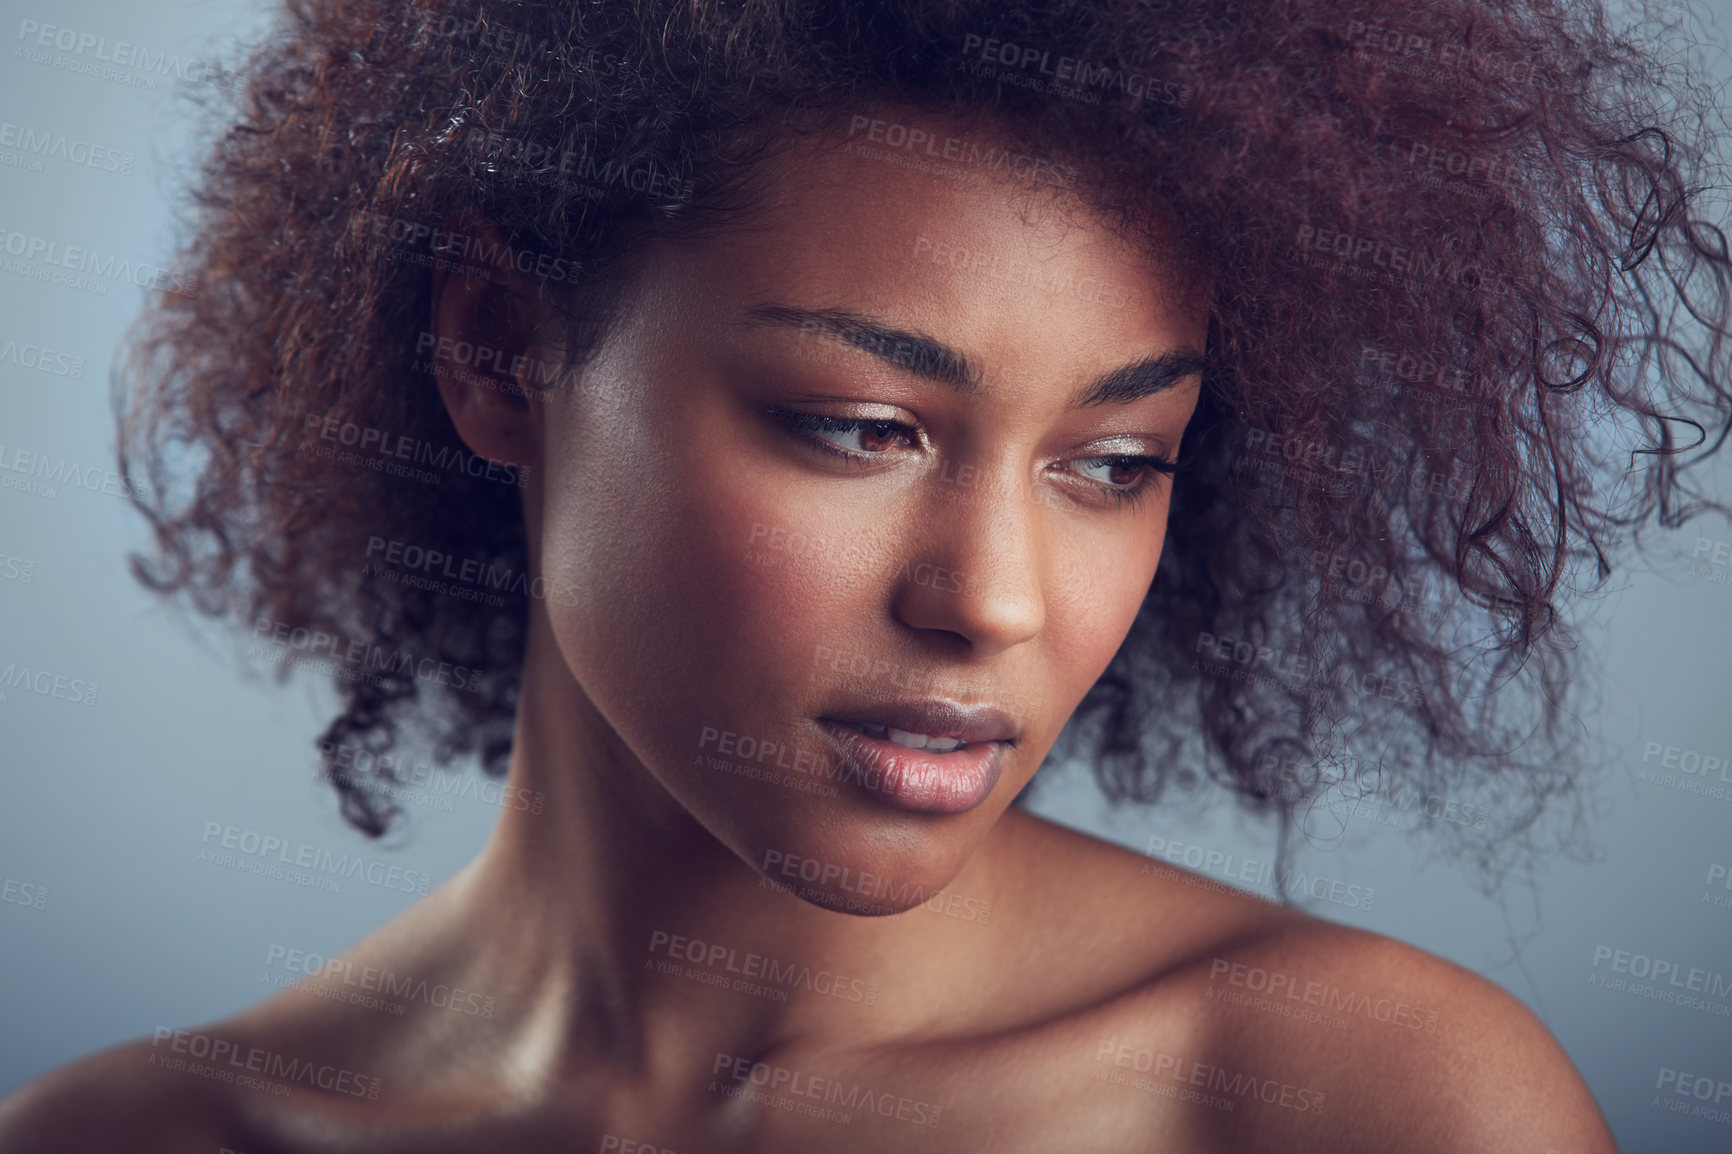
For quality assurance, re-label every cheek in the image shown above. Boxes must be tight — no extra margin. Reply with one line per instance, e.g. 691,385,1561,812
677,460,889,711
532,396,728,770
534,402,870,775
1044,510,1168,689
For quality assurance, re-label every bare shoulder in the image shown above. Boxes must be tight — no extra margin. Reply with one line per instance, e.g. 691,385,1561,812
0,873,494,1154
1000,818,1616,1152
0,1003,405,1153
1191,913,1616,1153
1086,859,1617,1152
0,1035,233,1153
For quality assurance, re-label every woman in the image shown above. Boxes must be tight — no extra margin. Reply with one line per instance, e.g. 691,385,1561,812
3,0,1726,1148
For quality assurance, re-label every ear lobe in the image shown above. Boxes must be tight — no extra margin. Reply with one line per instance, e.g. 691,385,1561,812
428,230,543,467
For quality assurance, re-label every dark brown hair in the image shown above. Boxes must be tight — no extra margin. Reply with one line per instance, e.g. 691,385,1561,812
118,0,1732,883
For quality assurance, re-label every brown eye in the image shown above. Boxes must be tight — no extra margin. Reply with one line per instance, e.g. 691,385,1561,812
852,421,906,453
1075,457,1145,487
773,410,919,456
1068,453,1178,509
1074,454,1176,485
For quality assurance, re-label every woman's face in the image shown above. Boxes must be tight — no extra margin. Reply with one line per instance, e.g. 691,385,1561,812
528,114,1208,912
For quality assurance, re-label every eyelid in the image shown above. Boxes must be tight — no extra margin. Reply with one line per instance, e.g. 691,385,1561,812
772,408,912,431
1079,435,1174,459
769,403,923,440
772,395,912,421
767,408,922,464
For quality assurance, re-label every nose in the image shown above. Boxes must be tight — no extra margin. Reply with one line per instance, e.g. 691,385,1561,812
889,461,1045,655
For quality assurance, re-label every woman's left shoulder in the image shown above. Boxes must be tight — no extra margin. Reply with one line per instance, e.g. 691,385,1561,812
1008,815,1616,1151
1112,908,1620,1153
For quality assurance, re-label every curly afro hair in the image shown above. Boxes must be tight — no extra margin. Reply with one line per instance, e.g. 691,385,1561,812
117,0,1732,885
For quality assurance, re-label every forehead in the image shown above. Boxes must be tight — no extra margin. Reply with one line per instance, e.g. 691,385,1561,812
667,110,1209,369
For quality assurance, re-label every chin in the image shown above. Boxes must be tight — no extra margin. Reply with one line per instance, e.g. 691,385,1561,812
742,818,980,919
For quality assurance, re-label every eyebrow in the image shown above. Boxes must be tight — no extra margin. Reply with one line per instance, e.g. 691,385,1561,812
1072,349,1208,407
745,305,978,389
742,304,1206,407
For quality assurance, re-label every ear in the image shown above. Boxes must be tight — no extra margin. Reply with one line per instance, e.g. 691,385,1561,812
427,225,545,468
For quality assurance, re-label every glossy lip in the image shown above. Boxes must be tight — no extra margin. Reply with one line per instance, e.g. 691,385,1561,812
817,699,1019,745
814,717,1008,814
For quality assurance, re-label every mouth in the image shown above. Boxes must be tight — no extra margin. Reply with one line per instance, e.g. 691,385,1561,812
829,720,968,753
814,700,1017,814
819,699,1019,746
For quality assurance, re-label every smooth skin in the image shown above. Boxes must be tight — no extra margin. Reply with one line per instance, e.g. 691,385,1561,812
0,111,1618,1153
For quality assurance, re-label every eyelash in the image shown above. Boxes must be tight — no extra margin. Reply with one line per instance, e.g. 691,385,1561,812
770,409,1179,508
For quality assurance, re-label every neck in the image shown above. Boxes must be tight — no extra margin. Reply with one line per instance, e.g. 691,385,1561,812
456,602,1031,1074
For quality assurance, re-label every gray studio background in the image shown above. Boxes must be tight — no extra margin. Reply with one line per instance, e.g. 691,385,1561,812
2,1,1730,1149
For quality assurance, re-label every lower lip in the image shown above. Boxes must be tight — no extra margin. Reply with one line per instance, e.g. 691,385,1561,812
815,719,1005,814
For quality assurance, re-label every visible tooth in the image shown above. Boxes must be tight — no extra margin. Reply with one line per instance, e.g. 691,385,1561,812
847,723,965,751
886,727,928,749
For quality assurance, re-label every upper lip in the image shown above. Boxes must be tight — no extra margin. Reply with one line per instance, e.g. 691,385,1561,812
820,699,1019,744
